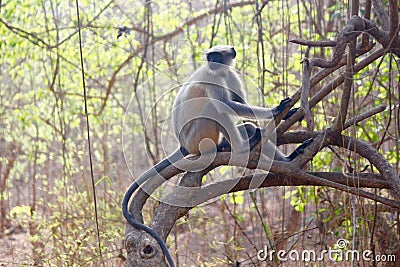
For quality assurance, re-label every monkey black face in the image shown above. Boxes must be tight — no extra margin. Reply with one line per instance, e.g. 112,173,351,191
206,45,236,71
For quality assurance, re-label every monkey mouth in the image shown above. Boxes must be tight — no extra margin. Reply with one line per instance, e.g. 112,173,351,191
208,62,223,70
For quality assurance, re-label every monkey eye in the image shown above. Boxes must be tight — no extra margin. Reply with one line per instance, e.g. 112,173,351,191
207,52,223,63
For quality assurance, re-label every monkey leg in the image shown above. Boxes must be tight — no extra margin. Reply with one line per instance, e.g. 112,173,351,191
217,122,262,152
180,118,221,154
262,140,288,161
217,138,231,152
286,138,313,161
241,123,262,150
218,122,313,160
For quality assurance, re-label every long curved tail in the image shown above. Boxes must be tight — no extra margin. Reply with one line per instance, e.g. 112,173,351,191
122,146,188,267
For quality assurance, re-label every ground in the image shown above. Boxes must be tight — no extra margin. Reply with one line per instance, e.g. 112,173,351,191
0,232,32,266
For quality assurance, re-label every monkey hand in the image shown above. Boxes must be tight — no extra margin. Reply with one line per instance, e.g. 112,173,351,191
283,108,304,122
273,97,292,116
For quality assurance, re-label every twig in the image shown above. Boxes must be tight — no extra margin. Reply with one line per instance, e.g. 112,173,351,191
343,104,386,129
301,58,315,132
290,39,337,47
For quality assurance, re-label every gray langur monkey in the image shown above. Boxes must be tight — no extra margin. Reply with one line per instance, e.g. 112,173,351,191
122,45,311,266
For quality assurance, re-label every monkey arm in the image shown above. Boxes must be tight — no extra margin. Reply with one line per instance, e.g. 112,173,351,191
206,85,291,120
227,101,273,119
282,107,304,121
224,97,292,120
230,91,246,103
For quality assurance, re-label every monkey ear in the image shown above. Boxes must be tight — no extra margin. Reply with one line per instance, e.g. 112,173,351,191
231,48,236,59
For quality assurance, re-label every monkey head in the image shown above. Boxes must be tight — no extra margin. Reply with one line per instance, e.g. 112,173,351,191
206,45,236,71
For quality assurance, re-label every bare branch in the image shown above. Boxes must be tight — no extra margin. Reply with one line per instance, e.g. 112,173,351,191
278,48,385,135
290,39,337,47
300,58,315,132
372,0,390,31
344,104,387,129
330,135,400,196
388,0,400,51
332,38,356,132
311,16,365,68
125,133,400,265
162,172,393,209
284,126,400,197
134,171,395,263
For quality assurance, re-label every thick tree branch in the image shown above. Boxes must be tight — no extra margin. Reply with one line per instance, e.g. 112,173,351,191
306,16,365,68
125,139,400,265
330,135,400,196
127,170,395,267
162,172,392,209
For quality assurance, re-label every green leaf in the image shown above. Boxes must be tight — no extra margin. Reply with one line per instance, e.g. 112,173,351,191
95,176,112,187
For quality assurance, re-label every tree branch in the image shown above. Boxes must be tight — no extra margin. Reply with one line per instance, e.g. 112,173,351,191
125,139,400,265
372,0,390,31
388,0,400,51
331,35,356,132
277,47,385,135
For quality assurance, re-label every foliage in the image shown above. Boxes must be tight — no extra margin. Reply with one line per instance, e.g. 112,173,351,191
8,182,124,265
